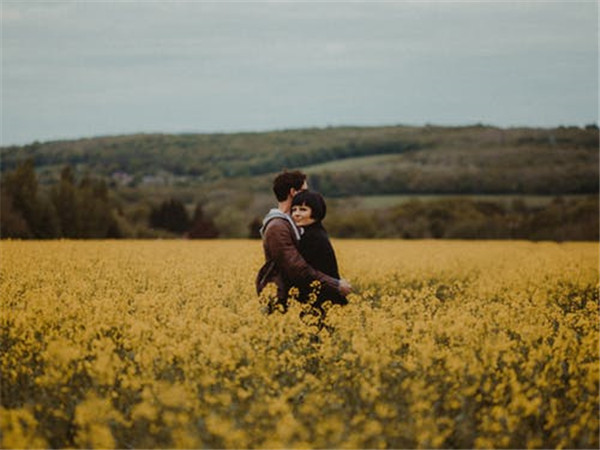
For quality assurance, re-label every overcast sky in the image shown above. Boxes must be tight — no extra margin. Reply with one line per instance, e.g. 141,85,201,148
1,0,598,146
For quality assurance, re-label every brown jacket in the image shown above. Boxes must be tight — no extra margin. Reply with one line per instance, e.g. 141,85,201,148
256,216,340,302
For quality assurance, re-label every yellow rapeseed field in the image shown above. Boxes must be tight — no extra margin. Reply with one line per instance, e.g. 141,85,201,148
1,240,598,449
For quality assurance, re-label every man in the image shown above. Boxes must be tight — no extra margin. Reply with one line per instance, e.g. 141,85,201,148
256,170,352,312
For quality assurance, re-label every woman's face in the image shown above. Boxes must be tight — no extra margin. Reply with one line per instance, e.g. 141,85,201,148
292,203,315,227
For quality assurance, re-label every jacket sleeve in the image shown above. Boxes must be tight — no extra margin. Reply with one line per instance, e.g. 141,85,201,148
264,220,340,292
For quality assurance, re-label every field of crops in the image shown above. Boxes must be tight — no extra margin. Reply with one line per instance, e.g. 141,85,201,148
1,240,598,449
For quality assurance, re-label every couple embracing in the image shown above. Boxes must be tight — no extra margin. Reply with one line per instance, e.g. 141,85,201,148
256,170,352,321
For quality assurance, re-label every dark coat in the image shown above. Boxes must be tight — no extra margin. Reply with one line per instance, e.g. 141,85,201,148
296,222,348,306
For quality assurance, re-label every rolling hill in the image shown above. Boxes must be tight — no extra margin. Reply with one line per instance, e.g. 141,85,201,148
1,124,598,240
2,124,598,194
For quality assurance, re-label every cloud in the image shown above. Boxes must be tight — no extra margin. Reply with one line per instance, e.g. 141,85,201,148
1,1,597,145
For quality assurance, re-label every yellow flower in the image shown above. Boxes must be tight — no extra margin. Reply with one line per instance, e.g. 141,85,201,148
1,240,597,449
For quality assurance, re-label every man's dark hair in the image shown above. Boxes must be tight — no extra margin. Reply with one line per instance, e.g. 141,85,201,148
273,170,307,202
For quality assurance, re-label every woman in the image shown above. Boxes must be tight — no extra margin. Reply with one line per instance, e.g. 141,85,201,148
290,190,348,311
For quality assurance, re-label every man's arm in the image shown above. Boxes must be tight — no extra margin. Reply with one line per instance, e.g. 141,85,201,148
265,220,351,295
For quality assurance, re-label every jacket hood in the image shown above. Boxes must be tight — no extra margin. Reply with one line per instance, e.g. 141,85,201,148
260,208,302,241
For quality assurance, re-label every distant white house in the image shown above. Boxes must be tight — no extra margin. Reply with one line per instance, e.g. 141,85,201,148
111,171,134,186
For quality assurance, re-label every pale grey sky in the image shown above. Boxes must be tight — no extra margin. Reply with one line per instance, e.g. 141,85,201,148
1,0,598,146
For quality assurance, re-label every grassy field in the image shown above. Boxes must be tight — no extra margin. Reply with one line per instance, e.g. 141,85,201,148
327,194,593,209
1,240,598,449
302,153,413,174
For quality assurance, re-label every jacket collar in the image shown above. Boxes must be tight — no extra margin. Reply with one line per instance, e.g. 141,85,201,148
260,208,302,241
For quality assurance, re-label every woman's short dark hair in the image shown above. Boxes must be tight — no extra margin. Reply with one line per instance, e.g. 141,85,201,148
292,190,327,222
273,170,307,201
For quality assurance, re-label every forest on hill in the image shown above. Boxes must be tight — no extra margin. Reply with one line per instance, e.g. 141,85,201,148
1,124,598,240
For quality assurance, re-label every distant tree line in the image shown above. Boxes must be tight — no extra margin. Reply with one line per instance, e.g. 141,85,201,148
148,199,219,239
3,125,596,186
0,160,222,239
325,197,599,241
1,137,421,181
1,160,120,239
309,165,599,197
1,159,598,241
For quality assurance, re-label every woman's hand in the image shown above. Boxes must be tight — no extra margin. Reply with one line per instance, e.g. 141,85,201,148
339,279,353,295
